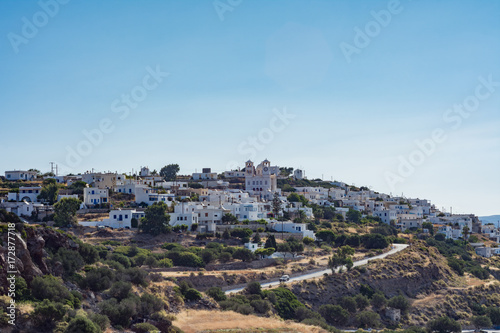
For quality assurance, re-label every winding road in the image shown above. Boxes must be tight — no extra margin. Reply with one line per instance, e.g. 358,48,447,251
225,243,409,294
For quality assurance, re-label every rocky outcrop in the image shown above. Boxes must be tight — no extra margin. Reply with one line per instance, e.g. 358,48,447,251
0,225,81,295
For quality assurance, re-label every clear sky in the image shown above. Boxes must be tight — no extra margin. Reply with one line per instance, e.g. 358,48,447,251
1,0,499,216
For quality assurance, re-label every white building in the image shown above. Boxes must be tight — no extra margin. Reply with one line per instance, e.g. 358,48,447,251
192,168,218,180
224,170,246,178
135,187,175,206
83,188,109,207
269,221,316,239
4,170,38,181
293,169,304,180
244,242,263,252
245,160,278,200
79,209,145,229
374,210,398,224
8,186,42,202
81,172,126,189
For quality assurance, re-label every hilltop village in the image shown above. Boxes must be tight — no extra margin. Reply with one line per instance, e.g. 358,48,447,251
1,160,500,332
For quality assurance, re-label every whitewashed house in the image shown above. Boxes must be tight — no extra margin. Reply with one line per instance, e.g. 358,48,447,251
79,209,145,229
8,186,42,202
4,170,38,181
192,168,218,180
83,188,109,207
269,221,316,239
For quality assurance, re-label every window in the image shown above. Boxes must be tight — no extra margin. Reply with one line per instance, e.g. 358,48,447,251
125,215,128,219
205,213,208,217
113,215,117,219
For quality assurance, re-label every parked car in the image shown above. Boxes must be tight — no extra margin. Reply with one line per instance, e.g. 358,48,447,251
279,275,290,282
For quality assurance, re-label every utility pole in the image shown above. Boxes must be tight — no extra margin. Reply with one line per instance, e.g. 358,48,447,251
49,162,55,175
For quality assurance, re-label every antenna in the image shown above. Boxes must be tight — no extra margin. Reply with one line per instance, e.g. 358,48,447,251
49,162,55,175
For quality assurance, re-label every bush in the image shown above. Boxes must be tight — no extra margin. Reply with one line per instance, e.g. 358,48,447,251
251,299,272,314
32,275,71,303
79,243,100,264
81,267,114,292
184,288,202,301
139,293,164,315
319,304,349,325
99,297,138,327
427,316,461,333
167,251,205,267
388,294,410,313
361,234,389,249
356,311,380,328
88,313,110,331
245,281,262,295
132,323,160,333
53,247,85,276
108,253,132,268
295,306,322,322
158,258,173,268
339,296,357,313
271,287,304,320
354,294,370,311
488,306,500,325
207,287,227,301
108,281,132,301
65,316,101,333
124,267,149,286
371,292,387,310
32,299,68,330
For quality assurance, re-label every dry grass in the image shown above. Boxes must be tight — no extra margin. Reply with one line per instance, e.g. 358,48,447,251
174,310,327,333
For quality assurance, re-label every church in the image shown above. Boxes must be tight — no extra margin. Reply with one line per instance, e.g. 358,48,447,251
244,159,279,200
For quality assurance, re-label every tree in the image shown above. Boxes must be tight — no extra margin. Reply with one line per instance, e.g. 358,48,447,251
370,292,387,310
53,197,81,227
221,213,238,224
286,237,304,257
427,316,461,333
422,222,434,235
265,235,277,249
388,294,410,313
354,294,370,311
277,242,291,258
255,247,274,259
160,164,180,181
272,192,282,218
222,229,231,240
356,311,381,328
232,248,254,262
68,180,87,196
245,281,262,295
488,306,500,325
328,245,355,274
38,180,59,204
32,299,67,330
471,315,492,330
347,208,361,223
65,316,101,333
462,226,470,241
139,201,171,234
252,232,261,244
316,230,336,243
318,304,349,325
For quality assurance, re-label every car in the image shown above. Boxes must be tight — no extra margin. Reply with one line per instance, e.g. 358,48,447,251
279,275,290,282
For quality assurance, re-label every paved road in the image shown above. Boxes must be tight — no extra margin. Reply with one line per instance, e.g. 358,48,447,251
225,243,409,294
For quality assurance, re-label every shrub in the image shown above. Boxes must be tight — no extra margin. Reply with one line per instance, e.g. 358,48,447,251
207,287,227,301
32,299,68,330
88,313,110,331
108,281,132,301
64,316,101,333
354,294,370,311
295,306,322,322
319,304,349,325
108,253,132,268
81,267,114,292
32,275,71,303
139,293,164,315
79,243,100,264
245,281,262,295
250,299,272,314
132,323,160,333
427,316,461,333
167,251,205,267
356,311,380,328
184,288,202,301
339,296,357,313
53,247,85,276
99,297,138,327
388,294,410,313
124,267,149,286
371,292,387,310
271,287,304,320
158,258,173,268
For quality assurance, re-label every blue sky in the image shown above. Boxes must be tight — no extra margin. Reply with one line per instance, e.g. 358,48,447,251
1,0,499,216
